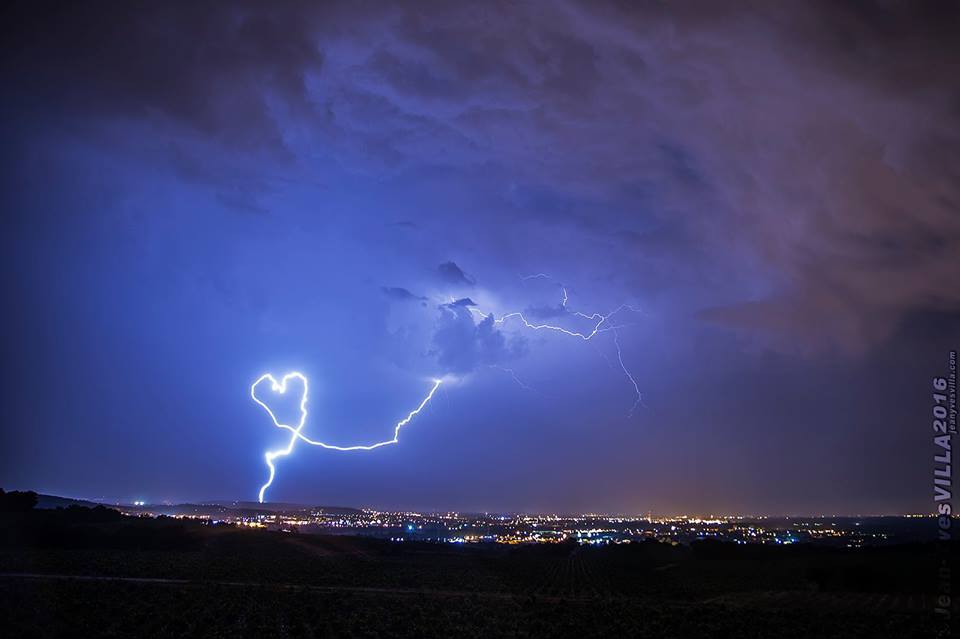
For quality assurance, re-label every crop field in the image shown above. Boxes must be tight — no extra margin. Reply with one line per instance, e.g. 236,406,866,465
0,510,952,637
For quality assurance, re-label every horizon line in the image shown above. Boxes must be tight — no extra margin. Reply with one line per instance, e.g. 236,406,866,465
14,488,946,520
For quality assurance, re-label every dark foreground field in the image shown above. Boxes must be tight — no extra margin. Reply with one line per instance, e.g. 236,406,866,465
0,508,954,638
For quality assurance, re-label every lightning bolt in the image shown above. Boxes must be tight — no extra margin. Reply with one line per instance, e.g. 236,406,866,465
469,286,643,411
488,365,534,391
253,372,441,503
252,276,641,502
471,288,640,342
613,329,643,416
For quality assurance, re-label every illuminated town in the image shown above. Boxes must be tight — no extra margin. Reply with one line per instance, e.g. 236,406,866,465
109,501,932,548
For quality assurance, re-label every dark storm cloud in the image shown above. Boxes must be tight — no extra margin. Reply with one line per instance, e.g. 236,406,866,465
437,261,475,287
2,0,958,513
1,1,323,154
431,305,525,374
0,0,331,213
5,1,957,352
381,287,426,302
303,0,959,353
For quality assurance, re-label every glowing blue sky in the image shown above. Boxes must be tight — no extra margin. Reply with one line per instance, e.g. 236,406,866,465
2,1,958,514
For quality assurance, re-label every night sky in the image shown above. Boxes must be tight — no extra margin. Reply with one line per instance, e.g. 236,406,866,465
2,1,958,515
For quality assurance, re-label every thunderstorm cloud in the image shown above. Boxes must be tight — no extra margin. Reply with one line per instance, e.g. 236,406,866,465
2,0,958,514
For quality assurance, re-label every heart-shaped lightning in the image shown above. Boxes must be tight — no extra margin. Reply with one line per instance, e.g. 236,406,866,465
251,372,309,437
252,371,443,503
251,372,309,503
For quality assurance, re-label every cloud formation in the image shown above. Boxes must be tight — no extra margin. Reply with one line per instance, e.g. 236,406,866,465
431,304,526,374
2,0,957,513
437,261,476,287
381,286,427,302
6,1,956,353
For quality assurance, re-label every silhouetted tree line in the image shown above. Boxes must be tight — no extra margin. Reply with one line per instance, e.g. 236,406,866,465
0,488,38,512
0,488,207,551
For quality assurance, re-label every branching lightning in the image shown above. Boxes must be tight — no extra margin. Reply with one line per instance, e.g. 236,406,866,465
488,365,534,391
471,288,640,342
470,285,644,411
253,372,441,503
613,329,643,416
251,275,642,502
